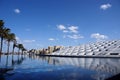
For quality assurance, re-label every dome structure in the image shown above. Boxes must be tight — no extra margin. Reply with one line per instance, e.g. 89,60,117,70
51,40,120,57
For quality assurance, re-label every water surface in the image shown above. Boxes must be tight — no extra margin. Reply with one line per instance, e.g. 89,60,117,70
0,55,120,80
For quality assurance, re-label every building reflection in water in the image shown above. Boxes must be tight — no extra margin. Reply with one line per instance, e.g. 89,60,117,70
36,56,120,80
1,55,120,80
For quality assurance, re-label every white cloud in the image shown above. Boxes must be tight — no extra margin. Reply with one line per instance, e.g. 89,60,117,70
15,36,22,43
100,3,112,10
26,29,31,31
48,38,55,41
67,34,84,39
63,30,69,33
91,33,108,40
15,36,20,41
57,25,79,33
68,26,78,33
57,25,66,30
14,9,21,14
63,35,66,38
15,37,36,44
57,24,84,40
23,40,36,43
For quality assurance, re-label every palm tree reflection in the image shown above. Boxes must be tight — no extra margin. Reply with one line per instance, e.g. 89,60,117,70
0,55,26,80
12,55,25,66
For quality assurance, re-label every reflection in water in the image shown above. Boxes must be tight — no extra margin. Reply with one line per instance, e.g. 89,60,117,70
0,55,120,80
0,55,1,63
0,68,13,80
35,56,120,80
12,55,25,66
0,55,26,68
47,57,120,74
0,55,26,80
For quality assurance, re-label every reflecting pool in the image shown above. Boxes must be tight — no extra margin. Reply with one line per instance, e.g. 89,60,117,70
0,55,120,80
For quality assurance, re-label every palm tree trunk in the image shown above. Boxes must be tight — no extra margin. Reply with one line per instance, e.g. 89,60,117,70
22,50,23,55
12,46,15,54
0,37,3,54
6,55,9,67
12,47,15,60
0,55,1,63
7,41,10,54
12,45,15,67
18,49,20,55
18,49,20,60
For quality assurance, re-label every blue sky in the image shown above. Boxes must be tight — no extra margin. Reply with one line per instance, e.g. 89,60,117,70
0,0,120,50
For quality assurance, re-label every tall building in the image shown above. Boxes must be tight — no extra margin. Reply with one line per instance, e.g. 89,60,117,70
48,46,54,53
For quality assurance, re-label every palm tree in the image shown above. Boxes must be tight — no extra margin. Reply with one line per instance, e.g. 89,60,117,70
6,33,15,54
12,39,17,55
0,20,4,27
11,39,17,62
17,44,24,55
0,25,10,54
22,48,27,55
0,20,4,54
